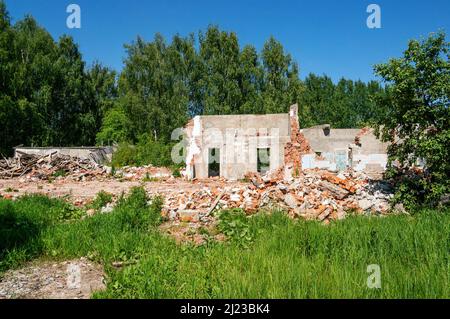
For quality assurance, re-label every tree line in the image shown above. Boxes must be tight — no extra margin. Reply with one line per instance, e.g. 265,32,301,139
0,1,386,156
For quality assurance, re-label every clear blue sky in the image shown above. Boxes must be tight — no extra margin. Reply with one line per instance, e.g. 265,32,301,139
5,0,450,82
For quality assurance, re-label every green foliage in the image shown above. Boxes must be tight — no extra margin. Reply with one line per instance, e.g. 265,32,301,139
115,187,163,230
111,143,138,167
298,74,386,128
217,209,254,248
171,167,181,178
261,37,302,114
89,191,113,211
135,135,174,167
374,31,450,208
52,169,66,178
96,104,132,145
111,136,175,168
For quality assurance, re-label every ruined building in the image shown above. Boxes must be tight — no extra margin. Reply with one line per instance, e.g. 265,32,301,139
184,104,388,180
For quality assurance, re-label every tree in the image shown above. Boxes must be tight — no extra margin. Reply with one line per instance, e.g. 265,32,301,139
374,31,450,207
118,33,191,142
198,26,243,115
261,37,301,114
96,103,132,145
239,45,264,114
87,62,117,121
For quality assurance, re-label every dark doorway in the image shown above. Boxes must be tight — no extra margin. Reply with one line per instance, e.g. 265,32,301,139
208,148,220,177
257,148,270,174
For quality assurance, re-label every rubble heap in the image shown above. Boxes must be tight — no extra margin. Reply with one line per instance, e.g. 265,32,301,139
162,169,394,224
0,154,173,182
0,153,107,181
117,166,172,181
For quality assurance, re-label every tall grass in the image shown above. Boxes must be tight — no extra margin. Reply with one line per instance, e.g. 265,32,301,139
0,189,449,299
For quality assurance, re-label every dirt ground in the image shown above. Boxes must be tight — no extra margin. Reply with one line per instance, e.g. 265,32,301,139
0,178,245,205
0,258,105,299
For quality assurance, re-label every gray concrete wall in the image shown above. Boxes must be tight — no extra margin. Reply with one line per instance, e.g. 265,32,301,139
300,126,389,175
14,147,114,164
302,126,360,153
188,114,291,180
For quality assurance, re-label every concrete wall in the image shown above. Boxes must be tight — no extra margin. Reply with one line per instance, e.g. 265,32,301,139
302,125,360,153
14,147,114,164
300,126,389,176
185,110,389,180
187,113,292,180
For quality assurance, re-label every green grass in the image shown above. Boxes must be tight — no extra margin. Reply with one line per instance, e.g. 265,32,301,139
88,191,114,211
0,189,449,299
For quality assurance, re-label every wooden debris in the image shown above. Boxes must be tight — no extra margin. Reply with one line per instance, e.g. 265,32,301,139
0,154,106,180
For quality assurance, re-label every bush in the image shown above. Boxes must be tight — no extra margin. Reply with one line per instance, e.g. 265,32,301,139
115,187,162,230
171,167,181,178
217,209,254,248
135,134,174,167
89,191,113,211
111,142,138,167
96,106,132,145
111,136,176,168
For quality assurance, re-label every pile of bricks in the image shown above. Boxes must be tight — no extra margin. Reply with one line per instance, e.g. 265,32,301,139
116,166,172,181
162,168,394,224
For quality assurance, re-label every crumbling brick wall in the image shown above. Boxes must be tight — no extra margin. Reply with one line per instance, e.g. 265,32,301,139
284,104,312,175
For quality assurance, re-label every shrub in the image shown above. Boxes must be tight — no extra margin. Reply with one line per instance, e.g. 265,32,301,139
217,209,254,248
115,187,162,230
111,142,138,167
111,136,176,168
89,191,113,211
135,134,174,167
172,167,181,178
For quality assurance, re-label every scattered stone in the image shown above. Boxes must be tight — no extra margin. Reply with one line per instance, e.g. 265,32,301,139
0,258,105,299
358,199,374,211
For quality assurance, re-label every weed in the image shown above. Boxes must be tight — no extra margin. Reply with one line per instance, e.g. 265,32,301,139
217,209,254,248
172,167,181,178
52,169,66,178
89,191,113,211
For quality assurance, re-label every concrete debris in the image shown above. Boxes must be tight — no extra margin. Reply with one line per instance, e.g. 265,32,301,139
162,168,394,224
0,153,172,181
117,165,172,181
0,153,106,181
0,258,105,299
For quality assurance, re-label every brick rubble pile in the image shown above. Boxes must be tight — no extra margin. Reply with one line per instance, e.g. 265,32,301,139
162,169,394,224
